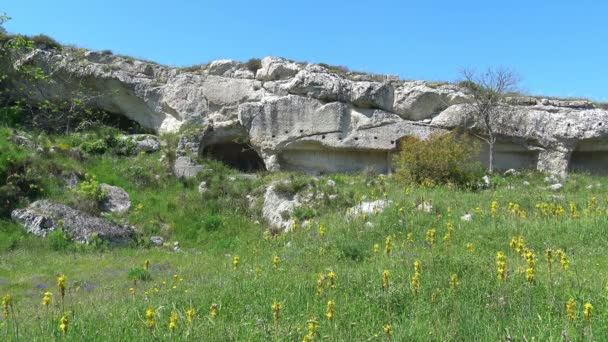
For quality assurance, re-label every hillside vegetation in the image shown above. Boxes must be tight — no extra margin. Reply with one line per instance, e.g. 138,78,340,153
0,124,607,341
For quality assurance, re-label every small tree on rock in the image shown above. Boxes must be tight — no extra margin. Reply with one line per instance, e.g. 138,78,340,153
461,67,520,174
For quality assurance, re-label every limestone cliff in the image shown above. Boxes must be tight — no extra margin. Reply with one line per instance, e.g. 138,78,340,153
5,47,608,175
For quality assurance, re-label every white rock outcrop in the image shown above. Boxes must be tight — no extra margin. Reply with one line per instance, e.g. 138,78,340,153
6,47,608,175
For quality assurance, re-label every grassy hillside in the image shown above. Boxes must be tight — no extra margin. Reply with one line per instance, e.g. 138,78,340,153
0,126,607,341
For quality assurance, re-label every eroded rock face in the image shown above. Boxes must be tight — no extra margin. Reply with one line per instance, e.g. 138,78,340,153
262,182,302,232
7,47,608,175
11,200,134,244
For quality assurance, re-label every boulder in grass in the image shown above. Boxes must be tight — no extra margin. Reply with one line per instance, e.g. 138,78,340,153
11,200,134,244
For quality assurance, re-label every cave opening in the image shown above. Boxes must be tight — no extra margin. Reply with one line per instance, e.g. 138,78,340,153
202,142,266,172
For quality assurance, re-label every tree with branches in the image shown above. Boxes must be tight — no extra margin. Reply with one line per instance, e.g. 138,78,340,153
460,67,520,174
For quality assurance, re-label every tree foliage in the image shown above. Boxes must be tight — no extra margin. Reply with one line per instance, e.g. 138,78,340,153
460,67,520,173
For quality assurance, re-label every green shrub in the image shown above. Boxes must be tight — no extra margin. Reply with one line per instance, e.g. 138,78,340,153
337,240,368,262
74,174,106,203
394,132,483,188
80,139,108,154
274,177,310,197
0,184,20,217
48,228,72,251
29,34,62,50
201,214,223,232
128,268,152,281
0,107,23,127
245,58,262,73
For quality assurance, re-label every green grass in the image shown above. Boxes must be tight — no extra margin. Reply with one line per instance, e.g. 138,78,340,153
0,129,607,341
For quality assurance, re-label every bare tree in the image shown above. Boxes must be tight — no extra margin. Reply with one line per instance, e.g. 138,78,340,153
461,67,520,174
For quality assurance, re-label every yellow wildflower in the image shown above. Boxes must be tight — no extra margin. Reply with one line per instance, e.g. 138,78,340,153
411,272,421,295
210,303,219,318
326,300,335,321
414,260,421,274
407,233,414,243
186,308,196,324
316,273,326,296
496,251,507,281
466,243,474,253
373,243,380,254
584,302,593,322
146,307,157,329
382,270,390,290
426,228,436,247
319,224,326,239
273,255,280,269
233,255,240,271
450,274,459,291
557,249,569,270
443,221,454,242
491,200,499,218
327,271,337,289
169,311,178,331
144,260,150,270
42,291,52,307
384,236,393,255
383,323,394,337
59,314,69,335
304,316,319,341
272,301,282,321
3,294,11,318
566,298,576,322
525,250,536,283
57,274,67,299
546,249,554,271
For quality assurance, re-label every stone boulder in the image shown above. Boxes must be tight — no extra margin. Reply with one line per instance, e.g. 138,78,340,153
347,200,391,217
173,156,204,179
255,56,301,81
100,184,131,213
123,134,161,154
392,81,469,120
262,182,302,232
11,200,134,244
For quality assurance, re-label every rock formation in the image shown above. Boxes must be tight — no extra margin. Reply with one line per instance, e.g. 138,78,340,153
5,48,608,175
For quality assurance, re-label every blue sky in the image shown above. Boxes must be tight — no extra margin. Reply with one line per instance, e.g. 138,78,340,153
3,0,607,101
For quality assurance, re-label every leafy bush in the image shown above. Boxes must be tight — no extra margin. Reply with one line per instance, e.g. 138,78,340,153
0,184,20,217
80,139,108,154
245,58,262,73
74,174,106,202
29,34,62,50
0,106,23,127
394,132,483,188
48,228,72,251
337,240,368,262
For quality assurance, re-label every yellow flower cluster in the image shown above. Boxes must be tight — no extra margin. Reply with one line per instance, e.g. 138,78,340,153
326,300,335,321
566,298,576,322
443,221,454,242
59,314,69,334
3,294,11,319
57,274,67,299
584,303,593,322
426,228,436,247
449,274,459,291
303,316,319,341
556,249,569,270
210,303,219,318
273,255,281,269
42,291,52,307
272,301,282,321
383,323,394,337
496,252,507,281
524,250,536,283
382,270,390,291
146,307,157,329
490,200,499,218
186,308,196,324
169,311,178,331
233,255,240,271
384,236,392,255
535,202,565,218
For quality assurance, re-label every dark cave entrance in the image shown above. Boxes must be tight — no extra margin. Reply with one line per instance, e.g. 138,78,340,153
202,142,266,172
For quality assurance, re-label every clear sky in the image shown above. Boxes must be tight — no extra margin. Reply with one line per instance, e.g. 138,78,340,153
3,0,607,102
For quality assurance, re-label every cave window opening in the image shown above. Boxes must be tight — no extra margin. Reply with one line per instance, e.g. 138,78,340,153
202,142,266,172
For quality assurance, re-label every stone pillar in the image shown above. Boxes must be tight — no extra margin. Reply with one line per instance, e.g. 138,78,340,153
537,148,572,177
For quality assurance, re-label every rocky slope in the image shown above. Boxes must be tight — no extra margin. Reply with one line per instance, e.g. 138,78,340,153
6,47,608,175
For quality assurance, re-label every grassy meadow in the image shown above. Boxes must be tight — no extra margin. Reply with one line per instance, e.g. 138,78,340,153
0,127,607,341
